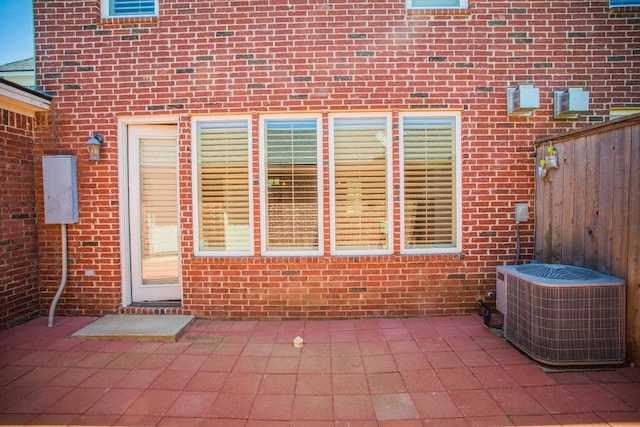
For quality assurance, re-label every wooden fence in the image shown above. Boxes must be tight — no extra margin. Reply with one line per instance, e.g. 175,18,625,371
535,113,640,365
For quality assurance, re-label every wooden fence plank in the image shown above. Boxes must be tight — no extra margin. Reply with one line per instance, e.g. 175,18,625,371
597,131,615,274
559,141,575,265
571,137,587,267
535,146,548,262
611,127,631,278
543,147,565,264
584,133,601,270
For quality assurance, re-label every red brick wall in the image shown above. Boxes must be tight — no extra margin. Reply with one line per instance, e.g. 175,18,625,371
33,1,640,319
0,109,40,328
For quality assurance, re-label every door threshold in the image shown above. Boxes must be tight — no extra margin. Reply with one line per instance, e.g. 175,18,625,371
130,300,182,308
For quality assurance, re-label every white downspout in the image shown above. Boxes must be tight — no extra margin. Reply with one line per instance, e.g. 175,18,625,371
48,224,67,327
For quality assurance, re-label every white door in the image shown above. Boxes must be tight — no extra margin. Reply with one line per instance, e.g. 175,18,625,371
128,125,182,302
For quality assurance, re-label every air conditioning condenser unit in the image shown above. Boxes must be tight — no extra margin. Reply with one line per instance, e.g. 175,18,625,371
496,264,625,366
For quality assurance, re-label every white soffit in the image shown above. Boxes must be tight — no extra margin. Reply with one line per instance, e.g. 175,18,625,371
0,80,51,117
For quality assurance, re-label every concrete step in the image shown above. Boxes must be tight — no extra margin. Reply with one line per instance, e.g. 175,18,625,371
72,314,195,342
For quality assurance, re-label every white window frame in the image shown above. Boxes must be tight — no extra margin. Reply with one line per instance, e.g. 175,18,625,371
329,113,393,256
407,0,468,9
101,0,159,18
399,111,462,255
192,115,254,257
259,114,324,256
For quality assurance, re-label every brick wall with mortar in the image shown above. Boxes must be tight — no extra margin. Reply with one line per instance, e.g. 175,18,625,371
33,1,640,319
0,109,41,328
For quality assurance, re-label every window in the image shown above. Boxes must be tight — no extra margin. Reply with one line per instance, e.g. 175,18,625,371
194,112,461,257
407,0,468,9
194,118,252,255
260,115,323,255
610,108,640,120
400,113,461,254
102,0,157,17
610,0,640,6
330,114,392,254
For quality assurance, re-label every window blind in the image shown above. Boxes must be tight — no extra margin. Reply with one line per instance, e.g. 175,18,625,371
408,0,466,8
402,117,456,249
265,119,319,251
197,120,251,252
610,0,640,6
110,0,155,16
139,137,178,283
332,117,389,251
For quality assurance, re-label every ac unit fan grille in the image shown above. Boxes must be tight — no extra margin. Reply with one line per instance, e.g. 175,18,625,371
516,264,601,281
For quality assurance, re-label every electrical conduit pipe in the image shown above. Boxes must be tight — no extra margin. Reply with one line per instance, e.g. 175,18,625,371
48,224,67,327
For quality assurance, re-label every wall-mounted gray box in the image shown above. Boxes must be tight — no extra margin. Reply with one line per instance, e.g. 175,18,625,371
554,87,590,119
507,84,540,117
42,155,79,224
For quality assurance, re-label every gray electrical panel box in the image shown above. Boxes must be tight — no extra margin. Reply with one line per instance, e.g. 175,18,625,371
515,202,529,223
42,155,79,224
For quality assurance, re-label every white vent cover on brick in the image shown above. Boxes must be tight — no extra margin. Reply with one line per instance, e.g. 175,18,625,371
497,264,625,366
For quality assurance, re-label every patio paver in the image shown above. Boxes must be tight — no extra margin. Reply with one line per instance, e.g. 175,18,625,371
0,314,638,426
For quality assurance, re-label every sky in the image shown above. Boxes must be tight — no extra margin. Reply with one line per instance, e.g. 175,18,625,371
0,0,34,65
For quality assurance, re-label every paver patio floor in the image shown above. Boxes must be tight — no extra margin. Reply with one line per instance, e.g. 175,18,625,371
0,315,639,426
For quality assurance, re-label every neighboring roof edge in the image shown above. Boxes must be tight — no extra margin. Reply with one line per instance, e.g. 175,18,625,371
0,78,51,118
0,57,35,72
535,113,640,147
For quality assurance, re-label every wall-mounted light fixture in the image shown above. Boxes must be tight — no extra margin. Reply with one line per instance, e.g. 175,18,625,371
506,84,540,117
86,133,104,161
553,87,590,119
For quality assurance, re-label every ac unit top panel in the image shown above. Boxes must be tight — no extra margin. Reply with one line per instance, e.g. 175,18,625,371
497,264,624,287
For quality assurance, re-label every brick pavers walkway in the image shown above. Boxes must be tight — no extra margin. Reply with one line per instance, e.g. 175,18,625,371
0,315,639,426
